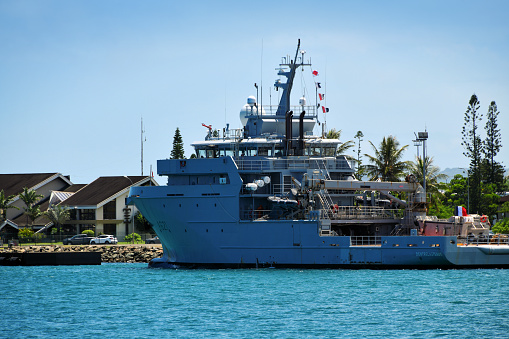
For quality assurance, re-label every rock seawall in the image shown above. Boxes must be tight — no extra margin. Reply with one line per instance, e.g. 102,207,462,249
0,245,163,263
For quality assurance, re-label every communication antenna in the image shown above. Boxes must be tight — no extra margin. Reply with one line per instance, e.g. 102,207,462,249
141,117,146,175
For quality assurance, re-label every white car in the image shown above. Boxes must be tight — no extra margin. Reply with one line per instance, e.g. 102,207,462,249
90,234,118,244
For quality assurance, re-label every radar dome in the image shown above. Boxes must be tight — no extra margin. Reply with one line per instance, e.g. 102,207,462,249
247,95,257,107
299,97,306,106
239,102,266,126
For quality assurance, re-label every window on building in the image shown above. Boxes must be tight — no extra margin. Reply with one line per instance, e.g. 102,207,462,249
103,200,116,220
81,209,95,221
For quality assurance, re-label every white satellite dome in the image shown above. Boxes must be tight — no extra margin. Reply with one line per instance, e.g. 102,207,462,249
299,96,306,106
247,95,257,107
239,97,266,126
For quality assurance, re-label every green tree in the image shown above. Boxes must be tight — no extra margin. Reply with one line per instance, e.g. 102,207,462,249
134,212,153,234
170,127,185,159
483,101,502,186
326,129,354,156
19,187,44,227
364,136,411,182
461,94,483,213
442,174,469,211
44,204,70,235
0,189,20,221
492,218,509,234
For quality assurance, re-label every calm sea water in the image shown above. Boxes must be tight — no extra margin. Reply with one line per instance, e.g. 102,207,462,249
2,264,509,338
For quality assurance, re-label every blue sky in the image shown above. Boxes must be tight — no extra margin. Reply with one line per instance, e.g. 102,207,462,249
1,0,508,184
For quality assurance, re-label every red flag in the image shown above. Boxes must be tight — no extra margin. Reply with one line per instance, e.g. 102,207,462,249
319,93,324,101
322,106,326,113
312,70,318,76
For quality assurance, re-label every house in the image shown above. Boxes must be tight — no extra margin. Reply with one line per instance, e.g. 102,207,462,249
0,173,74,237
59,176,158,239
1,173,158,241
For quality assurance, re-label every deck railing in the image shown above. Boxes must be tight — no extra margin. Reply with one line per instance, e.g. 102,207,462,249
325,206,403,220
235,158,354,172
460,235,509,245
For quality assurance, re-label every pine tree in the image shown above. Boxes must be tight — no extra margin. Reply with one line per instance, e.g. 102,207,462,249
461,94,483,213
170,127,185,159
483,101,503,187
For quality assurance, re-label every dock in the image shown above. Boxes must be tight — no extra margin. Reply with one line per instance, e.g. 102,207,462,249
0,252,101,266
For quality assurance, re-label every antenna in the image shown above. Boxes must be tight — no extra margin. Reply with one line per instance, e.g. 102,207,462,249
141,117,146,175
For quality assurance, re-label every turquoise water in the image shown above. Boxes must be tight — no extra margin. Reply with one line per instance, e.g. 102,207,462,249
2,264,509,338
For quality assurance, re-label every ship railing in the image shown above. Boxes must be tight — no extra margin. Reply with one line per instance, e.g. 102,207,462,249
235,158,353,171
326,206,403,220
351,236,382,246
459,235,509,246
243,104,319,117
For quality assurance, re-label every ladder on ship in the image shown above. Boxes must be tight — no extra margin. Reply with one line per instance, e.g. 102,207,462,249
313,160,335,219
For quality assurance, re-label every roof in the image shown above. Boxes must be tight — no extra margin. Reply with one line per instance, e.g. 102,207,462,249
61,176,150,207
0,173,69,197
10,199,52,228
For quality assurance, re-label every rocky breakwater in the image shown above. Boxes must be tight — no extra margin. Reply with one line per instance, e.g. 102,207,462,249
0,245,163,263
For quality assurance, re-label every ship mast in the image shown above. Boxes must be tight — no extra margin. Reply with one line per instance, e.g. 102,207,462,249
141,117,145,175
275,39,310,116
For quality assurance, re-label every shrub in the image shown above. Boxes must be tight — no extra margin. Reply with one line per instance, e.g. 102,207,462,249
124,232,142,243
18,228,34,240
81,230,95,237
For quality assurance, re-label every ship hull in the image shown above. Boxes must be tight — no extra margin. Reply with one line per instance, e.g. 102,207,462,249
131,195,509,269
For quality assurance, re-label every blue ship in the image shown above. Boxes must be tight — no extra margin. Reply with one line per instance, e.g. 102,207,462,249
128,40,509,268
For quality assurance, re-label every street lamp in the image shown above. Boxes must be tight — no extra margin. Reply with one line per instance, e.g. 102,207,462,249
124,176,134,244
413,131,428,196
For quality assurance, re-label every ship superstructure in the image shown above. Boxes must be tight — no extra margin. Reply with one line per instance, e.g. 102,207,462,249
128,41,509,268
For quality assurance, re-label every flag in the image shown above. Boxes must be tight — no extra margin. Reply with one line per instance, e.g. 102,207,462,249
316,82,321,88
312,70,318,76
319,93,324,101
322,106,329,113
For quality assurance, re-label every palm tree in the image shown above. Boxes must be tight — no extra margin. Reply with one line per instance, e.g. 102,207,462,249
44,204,71,235
410,156,448,211
0,189,20,221
326,128,355,156
19,187,44,227
364,136,411,182
410,156,447,193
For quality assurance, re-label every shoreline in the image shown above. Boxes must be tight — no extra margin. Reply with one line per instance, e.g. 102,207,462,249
0,244,163,263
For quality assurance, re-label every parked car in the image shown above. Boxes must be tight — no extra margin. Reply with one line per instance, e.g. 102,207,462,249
90,235,118,244
145,236,160,244
63,234,94,245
